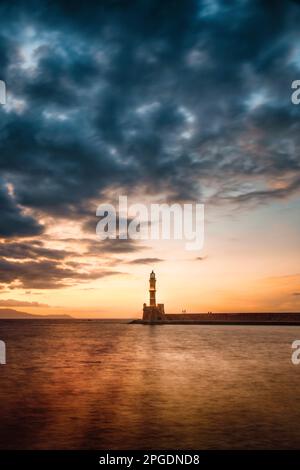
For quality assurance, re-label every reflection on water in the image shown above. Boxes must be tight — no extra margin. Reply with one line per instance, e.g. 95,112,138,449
0,320,300,449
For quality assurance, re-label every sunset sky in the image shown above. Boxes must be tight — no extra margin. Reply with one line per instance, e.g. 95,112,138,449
0,0,300,317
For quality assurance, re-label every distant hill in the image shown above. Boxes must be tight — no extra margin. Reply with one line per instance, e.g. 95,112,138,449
0,308,73,319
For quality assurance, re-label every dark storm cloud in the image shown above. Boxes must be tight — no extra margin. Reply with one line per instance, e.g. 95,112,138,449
127,257,164,265
0,182,43,237
86,238,146,255
0,257,120,289
223,176,300,204
0,240,75,260
0,0,300,286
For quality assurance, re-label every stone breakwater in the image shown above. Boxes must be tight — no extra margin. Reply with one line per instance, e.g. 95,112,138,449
133,312,300,325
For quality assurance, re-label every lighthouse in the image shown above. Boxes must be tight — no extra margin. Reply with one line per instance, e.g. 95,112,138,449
142,271,166,322
149,270,156,306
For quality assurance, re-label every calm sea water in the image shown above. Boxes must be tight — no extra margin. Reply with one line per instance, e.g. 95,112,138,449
0,320,300,449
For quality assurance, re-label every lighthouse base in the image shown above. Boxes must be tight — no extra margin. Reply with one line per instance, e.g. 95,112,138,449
143,303,166,322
